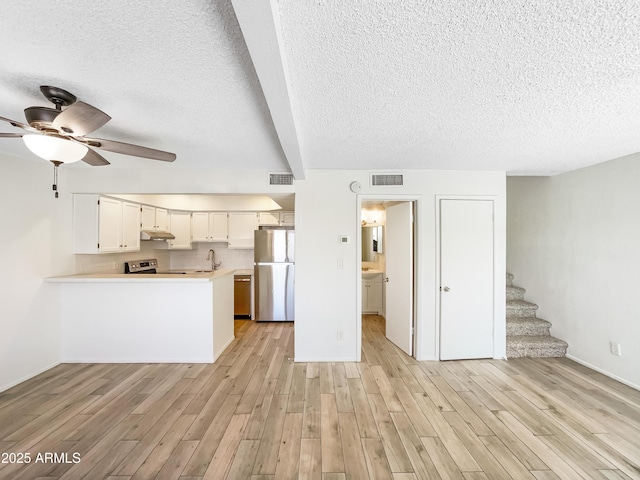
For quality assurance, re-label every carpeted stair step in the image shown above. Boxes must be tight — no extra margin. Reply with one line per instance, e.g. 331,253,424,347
506,317,551,336
506,299,538,318
507,285,526,301
507,335,568,358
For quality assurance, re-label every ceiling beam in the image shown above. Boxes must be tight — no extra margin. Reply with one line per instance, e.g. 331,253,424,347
232,0,305,180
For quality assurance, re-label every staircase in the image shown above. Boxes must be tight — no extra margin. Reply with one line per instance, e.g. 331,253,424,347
506,273,568,358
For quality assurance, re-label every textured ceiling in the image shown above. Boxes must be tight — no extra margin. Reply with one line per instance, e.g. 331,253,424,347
278,0,640,174
0,0,289,170
1,1,639,175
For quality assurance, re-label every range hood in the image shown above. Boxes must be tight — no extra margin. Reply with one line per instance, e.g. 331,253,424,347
141,230,175,241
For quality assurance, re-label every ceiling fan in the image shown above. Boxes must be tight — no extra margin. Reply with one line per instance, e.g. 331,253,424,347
0,85,176,167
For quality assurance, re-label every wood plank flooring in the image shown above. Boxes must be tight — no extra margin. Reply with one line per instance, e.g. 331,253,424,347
1,315,640,479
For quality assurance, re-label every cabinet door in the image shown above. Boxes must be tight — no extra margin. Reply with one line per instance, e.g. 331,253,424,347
362,283,369,311
98,197,123,253
168,212,192,249
191,212,210,242
210,213,228,242
258,212,280,226
141,205,156,230
228,213,257,249
280,211,295,226
155,208,168,231
122,202,141,252
368,282,383,312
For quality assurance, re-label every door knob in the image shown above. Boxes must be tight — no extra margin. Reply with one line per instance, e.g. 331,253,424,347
443,286,450,292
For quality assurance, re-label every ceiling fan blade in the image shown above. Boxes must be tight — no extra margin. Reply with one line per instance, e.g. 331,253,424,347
81,148,110,166
83,137,176,162
52,101,111,136
0,132,24,138
0,115,38,133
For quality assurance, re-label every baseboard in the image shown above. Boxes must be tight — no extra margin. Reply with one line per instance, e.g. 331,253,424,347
0,361,61,393
294,357,358,362
214,336,236,362
566,354,640,391
415,355,437,361
62,357,214,363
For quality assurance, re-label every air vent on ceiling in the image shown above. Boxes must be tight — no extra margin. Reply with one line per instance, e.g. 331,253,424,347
371,174,404,186
269,173,294,185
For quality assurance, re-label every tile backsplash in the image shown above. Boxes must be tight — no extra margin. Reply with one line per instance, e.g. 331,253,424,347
170,242,254,271
74,241,253,274
74,242,171,273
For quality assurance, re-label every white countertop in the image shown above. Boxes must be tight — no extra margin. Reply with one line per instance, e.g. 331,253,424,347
234,268,253,275
46,268,235,283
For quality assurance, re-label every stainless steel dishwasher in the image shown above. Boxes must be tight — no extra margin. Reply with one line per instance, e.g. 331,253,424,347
234,274,252,319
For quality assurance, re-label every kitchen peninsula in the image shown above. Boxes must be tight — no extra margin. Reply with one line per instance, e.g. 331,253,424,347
47,269,234,363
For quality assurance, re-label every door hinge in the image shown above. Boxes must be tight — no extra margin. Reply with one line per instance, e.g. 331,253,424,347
97,199,100,205
97,243,100,249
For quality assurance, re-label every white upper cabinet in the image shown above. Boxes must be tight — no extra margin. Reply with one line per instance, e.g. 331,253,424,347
73,195,141,254
167,211,192,249
192,212,228,242
141,205,156,230
155,208,168,231
191,212,210,242
280,211,295,226
121,202,141,252
210,213,228,241
257,211,295,227
228,212,257,249
257,212,280,226
96,197,123,253
141,206,169,231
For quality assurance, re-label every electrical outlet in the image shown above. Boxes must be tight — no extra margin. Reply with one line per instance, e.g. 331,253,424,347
609,342,622,356
337,329,344,341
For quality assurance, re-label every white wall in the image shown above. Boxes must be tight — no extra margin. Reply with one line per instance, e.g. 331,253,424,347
0,154,74,392
67,166,506,362
1,163,505,392
507,153,640,389
294,170,506,362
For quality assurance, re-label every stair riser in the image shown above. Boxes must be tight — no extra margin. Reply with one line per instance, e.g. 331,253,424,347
506,324,550,336
506,306,538,318
507,345,567,358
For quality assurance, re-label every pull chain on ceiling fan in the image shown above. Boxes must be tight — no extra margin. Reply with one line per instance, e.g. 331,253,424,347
0,85,177,197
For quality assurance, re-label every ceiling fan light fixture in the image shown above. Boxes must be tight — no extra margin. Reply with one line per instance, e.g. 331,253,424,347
22,134,88,163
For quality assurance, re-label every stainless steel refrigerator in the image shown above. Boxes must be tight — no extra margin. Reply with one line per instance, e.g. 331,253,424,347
254,229,295,322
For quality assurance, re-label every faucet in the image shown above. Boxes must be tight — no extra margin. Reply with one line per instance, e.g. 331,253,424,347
205,249,221,270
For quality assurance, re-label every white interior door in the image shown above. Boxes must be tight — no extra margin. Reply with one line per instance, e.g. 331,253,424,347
385,202,414,356
439,199,494,360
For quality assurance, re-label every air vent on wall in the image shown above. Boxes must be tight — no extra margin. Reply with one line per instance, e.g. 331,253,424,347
269,173,294,185
371,174,404,186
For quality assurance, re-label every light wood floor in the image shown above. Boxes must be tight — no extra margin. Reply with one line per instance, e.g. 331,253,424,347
1,316,640,480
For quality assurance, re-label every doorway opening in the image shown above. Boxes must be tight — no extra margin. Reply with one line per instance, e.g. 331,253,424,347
358,198,417,360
